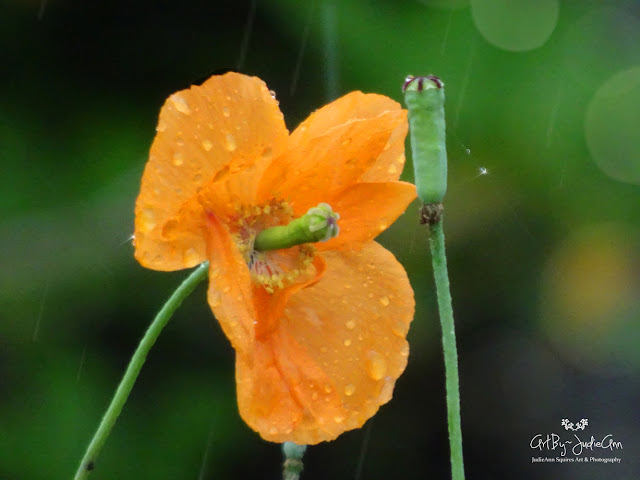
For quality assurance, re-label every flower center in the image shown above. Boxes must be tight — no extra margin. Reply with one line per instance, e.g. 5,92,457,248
229,200,332,294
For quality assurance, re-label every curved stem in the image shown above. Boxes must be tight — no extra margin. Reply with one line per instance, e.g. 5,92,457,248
73,262,209,480
429,220,465,480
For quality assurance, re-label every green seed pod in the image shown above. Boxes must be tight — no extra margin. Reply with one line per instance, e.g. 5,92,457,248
403,75,447,204
253,203,340,252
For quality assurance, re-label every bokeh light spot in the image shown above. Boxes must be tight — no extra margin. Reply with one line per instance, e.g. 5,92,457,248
540,223,640,372
470,0,559,51
585,66,640,185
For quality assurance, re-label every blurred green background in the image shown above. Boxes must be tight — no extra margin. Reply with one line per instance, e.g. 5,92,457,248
2,0,639,478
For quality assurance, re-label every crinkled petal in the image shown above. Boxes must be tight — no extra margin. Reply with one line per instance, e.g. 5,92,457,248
286,91,408,183
134,72,287,270
317,181,416,251
235,242,414,444
288,91,402,146
258,111,405,216
360,115,408,182
205,212,256,354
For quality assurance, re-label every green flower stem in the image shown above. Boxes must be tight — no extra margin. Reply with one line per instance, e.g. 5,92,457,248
404,75,464,479
282,442,307,480
73,261,209,480
429,219,465,480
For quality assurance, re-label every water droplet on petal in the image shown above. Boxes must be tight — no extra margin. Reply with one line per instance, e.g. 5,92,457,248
324,384,332,394
172,151,184,166
222,106,230,117
183,248,199,265
225,133,237,152
223,286,231,293
366,351,387,381
170,94,191,115
392,321,409,337
140,207,157,232
400,343,409,357
345,320,356,330
201,139,213,151
312,392,318,400
343,339,352,347
334,415,345,424
269,426,278,435
344,384,356,396
209,291,222,308
156,121,167,132
320,346,328,353
378,376,394,403
379,296,390,306
387,164,398,174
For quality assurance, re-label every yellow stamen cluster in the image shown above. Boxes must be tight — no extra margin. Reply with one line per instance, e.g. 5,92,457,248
230,199,293,262
252,245,315,294
229,200,316,294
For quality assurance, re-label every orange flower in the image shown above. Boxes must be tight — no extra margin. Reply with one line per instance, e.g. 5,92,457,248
134,72,416,444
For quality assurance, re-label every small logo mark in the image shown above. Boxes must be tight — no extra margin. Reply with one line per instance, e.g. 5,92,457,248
561,418,588,431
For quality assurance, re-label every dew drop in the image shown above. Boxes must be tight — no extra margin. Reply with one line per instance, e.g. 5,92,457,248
334,415,345,424
379,296,390,307
261,147,273,161
312,392,318,400
345,320,356,330
324,384,332,394
400,343,409,357
366,351,387,381
170,94,191,115
344,384,356,396
343,338,352,347
172,151,184,166
209,291,222,308
320,346,328,353
392,321,409,337
225,133,237,152
379,376,394,403
269,427,278,435
387,164,398,174
183,248,199,265
201,139,213,151
222,106,230,117
140,207,157,232
223,286,231,293
156,122,167,132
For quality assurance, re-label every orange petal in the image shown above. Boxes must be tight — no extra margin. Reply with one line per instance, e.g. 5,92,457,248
134,72,287,270
258,111,406,215
287,91,409,183
288,91,403,147
236,242,415,444
317,181,417,252
205,212,256,354
360,114,408,183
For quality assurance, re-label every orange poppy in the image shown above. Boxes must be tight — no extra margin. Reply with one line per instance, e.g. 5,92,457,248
134,72,416,444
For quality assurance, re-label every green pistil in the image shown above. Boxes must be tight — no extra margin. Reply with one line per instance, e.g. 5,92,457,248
254,202,340,252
